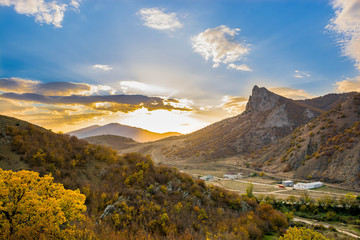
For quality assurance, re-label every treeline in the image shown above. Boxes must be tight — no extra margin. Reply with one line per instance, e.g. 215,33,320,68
259,193,360,226
3,123,289,239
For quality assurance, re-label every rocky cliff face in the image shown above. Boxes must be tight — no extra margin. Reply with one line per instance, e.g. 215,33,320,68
245,85,282,112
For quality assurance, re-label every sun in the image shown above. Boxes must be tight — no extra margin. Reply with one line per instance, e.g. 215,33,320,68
118,108,206,134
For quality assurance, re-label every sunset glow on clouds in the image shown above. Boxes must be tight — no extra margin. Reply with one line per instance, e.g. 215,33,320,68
1,0,360,134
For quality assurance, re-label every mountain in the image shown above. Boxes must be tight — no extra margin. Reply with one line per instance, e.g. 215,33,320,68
298,92,355,111
136,86,349,162
251,93,360,188
67,123,181,143
0,114,287,239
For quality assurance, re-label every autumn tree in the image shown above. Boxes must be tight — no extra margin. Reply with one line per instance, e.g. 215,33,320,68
0,169,86,239
246,182,254,198
279,227,329,240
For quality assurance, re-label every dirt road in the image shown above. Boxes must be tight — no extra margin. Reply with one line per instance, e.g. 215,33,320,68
293,217,360,239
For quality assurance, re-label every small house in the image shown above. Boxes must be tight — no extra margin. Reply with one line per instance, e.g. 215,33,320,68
282,180,294,187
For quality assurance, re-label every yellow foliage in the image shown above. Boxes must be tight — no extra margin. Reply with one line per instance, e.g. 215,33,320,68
174,202,183,213
279,227,329,240
0,169,86,239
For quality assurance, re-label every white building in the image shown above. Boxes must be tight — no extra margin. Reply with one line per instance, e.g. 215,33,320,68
282,180,294,187
200,175,214,181
223,173,242,180
294,182,323,189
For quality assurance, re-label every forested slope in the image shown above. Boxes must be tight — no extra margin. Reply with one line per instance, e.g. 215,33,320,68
0,115,288,239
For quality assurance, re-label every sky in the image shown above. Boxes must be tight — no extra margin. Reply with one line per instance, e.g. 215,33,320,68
0,0,360,134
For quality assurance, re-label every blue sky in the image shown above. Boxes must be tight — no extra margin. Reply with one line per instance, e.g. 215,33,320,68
1,0,360,133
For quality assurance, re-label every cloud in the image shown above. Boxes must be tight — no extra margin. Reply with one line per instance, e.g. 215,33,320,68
0,76,196,133
0,0,81,28
269,87,312,100
0,78,114,96
227,63,252,72
119,80,177,96
34,82,90,95
0,99,29,112
293,70,311,78
0,92,193,112
191,25,251,71
137,8,183,31
0,77,39,93
92,64,112,71
335,76,360,92
327,0,360,69
221,95,248,113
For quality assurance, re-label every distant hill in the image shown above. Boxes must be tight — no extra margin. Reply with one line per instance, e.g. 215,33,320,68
67,123,181,143
83,135,139,150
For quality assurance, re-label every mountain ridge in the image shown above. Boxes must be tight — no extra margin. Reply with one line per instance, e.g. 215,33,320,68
67,123,182,143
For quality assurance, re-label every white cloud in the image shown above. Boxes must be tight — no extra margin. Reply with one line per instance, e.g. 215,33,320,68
227,63,252,72
294,70,311,78
92,64,112,71
335,76,360,92
119,80,177,96
87,84,116,95
327,0,360,69
191,25,251,71
0,0,81,28
137,8,183,31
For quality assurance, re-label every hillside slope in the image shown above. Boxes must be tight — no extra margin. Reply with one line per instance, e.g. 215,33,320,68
83,135,139,150
0,115,287,239
68,123,181,143
252,94,360,189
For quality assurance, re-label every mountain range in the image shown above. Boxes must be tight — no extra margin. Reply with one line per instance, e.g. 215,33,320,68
67,123,181,142
109,86,359,189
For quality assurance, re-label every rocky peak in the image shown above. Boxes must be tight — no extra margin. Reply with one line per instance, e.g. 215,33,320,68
245,85,283,112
